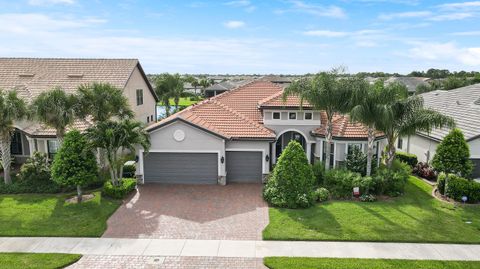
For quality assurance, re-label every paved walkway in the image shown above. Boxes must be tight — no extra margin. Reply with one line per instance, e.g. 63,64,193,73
1,237,480,261
103,184,268,240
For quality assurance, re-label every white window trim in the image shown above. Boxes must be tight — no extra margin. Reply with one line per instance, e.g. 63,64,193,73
304,112,313,120
288,112,297,120
272,112,281,120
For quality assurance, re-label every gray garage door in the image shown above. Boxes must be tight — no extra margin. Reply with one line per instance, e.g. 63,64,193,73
144,152,218,184
226,151,263,183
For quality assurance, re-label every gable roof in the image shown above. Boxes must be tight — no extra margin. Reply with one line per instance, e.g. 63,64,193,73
258,90,313,109
0,58,158,102
312,113,384,140
419,83,480,141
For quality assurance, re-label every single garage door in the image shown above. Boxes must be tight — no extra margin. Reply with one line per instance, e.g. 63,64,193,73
144,152,218,184
226,151,263,183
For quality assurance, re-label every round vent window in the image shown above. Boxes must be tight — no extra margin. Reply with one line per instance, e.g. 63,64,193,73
173,129,185,142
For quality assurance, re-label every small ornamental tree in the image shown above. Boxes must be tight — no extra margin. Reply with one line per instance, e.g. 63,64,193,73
432,128,473,178
51,130,98,202
263,141,315,208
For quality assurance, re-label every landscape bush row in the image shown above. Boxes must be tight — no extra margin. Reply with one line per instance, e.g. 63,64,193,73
437,173,480,204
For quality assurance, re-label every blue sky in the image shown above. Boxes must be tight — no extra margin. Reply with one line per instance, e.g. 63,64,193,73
1,0,479,74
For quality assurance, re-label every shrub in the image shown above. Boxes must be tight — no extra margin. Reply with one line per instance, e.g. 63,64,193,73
314,187,329,202
51,130,98,202
413,162,437,181
312,161,326,185
437,173,447,195
18,152,51,182
395,152,418,167
0,176,62,194
263,141,316,208
444,174,480,203
352,176,377,195
345,147,377,176
102,178,137,199
324,169,362,199
123,163,136,178
360,194,377,202
374,161,410,196
432,128,474,178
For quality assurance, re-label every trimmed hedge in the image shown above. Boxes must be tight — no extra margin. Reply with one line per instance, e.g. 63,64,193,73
395,152,418,167
102,178,137,199
324,169,362,199
0,177,62,194
437,173,447,195
444,174,480,203
312,161,326,185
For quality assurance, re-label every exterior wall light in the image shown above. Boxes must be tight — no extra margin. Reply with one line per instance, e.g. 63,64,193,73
265,154,270,162
221,156,225,164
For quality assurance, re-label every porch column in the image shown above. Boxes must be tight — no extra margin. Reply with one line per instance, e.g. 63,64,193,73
332,141,337,168
26,137,35,157
319,139,323,161
306,142,312,163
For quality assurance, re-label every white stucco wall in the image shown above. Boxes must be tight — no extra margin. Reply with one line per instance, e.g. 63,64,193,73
469,138,480,158
406,134,439,163
226,140,271,174
124,66,157,124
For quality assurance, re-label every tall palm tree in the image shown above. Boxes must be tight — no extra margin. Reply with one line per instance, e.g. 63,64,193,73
30,87,77,146
76,82,133,123
349,80,402,176
199,78,213,96
0,90,28,184
377,90,455,167
86,119,150,186
283,69,353,170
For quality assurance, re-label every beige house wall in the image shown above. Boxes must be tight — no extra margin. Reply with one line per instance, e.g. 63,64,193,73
124,66,157,125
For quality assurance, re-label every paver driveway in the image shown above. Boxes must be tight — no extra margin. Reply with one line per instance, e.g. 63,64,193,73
102,183,269,240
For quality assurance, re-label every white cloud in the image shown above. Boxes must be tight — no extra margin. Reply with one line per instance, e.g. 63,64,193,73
28,0,75,6
451,31,480,36
223,20,246,29
378,11,431,20
276,0,347,19
408,42,480,66
428,12,473,21
0,13,106,34
224,0,256,12
303,30,348,37
438,1,480,9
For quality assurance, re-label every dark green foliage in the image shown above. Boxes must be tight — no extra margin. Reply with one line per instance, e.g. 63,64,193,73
374,161,410,196
18,152,51,182
123,163,136,178
444,174,480,203
263,141,316,208
413,162,437,181
324,169,362,199
102,178,137,199
0,176,62,194
437,173,446,195
311,161,325,185
345,147,377,176
314,187,329,202
395,152,418,167
360,194,377,202
432,129,473,178
51,130,98,189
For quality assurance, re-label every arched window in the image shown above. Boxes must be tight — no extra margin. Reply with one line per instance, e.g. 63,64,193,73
275,131,306,159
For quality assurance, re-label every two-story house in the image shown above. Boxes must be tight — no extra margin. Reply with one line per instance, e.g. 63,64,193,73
0,58,158,163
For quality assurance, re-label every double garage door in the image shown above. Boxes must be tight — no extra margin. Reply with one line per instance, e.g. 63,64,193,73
143,151,262,184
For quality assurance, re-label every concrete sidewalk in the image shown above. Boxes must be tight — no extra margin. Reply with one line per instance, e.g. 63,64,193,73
1,237,479,261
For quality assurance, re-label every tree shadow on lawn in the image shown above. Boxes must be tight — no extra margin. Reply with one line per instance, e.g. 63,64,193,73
0,192,120,237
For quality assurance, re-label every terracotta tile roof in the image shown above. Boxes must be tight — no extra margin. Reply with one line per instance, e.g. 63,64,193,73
258,90,313,108
148,81,380,140
23,119,93,137
312,112,384,139
0,58,157,102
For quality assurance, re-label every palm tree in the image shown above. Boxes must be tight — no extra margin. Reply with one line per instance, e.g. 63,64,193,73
349,80,402,176
199,78,213,96
283,69,354,170
377,87,455,167
76,82,133,123
154,73,184,116
0,90,28,184
30,87,77,146
86,119,150,186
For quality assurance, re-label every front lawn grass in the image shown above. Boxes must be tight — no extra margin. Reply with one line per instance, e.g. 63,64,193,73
263,176,480,243
0,191,121,237
0,253,81,269
264,257,480,269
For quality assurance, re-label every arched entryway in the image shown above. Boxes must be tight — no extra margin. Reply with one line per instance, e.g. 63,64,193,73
275,131,307,160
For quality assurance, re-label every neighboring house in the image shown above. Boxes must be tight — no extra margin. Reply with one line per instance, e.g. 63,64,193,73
203,80,249,98
399,83,480,178
138,80,387,185
0,58,158,163
385,76,430,95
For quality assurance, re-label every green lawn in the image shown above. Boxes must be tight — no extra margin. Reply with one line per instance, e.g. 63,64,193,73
263,176,480,243
0,191,121,237
165,97,201,107
264,257,480,269
0,253,81,269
